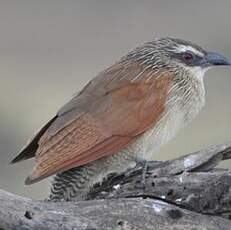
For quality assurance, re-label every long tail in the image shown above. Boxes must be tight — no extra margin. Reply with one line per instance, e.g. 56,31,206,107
10,116,57,164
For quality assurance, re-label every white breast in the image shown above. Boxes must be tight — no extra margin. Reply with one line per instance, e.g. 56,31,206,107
133,103,185,160
131,70,206,161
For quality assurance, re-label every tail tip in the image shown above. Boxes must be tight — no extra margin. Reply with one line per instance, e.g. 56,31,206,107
9,156,20,165
25,175,36,185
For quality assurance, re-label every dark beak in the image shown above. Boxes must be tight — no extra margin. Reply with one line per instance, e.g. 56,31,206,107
206,51,231,66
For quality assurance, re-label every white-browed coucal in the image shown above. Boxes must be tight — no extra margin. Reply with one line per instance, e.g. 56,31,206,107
11,37,230,201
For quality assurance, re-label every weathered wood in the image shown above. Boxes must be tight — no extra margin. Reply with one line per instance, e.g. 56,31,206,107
0,141,231,229
88,142,231,218
90,172,231,217
0,190,230,230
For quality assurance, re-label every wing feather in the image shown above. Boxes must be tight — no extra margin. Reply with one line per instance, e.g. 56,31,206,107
25,60,172,184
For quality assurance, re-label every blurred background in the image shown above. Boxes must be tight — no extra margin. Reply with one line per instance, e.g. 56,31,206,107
0,0,231,199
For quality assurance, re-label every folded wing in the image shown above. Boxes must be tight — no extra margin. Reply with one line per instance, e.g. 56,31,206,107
21,60,171,184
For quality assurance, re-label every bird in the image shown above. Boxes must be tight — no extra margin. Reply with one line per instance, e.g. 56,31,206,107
10,37,230,201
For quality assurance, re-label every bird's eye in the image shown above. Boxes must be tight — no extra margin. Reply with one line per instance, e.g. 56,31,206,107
182,52,194,61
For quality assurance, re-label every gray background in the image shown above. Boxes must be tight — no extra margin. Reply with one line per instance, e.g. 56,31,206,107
0,0,231,199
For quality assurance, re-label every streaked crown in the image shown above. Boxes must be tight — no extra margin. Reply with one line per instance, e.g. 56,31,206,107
126,37,230,72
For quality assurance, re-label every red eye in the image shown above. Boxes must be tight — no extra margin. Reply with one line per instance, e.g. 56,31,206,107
182,52,194,61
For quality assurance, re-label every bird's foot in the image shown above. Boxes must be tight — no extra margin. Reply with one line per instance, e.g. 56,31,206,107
140,160,149,188
125,160,150,189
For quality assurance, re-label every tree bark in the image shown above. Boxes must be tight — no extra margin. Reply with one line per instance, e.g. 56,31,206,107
0,141,231,230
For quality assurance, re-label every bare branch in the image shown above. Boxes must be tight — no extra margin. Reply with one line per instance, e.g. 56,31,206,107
0,141,231,230
0,189,230,230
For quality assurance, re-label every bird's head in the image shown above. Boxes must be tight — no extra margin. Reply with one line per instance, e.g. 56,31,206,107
127,37,230,79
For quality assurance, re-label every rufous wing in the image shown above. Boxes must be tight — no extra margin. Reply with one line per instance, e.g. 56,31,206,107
25,60,172,184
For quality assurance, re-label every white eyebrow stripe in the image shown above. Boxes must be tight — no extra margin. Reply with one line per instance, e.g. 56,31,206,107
173,45,204,57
